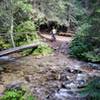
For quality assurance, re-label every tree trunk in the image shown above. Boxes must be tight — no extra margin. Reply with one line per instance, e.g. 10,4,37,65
10,15,15,48
67,5,71,32
9,0,15,48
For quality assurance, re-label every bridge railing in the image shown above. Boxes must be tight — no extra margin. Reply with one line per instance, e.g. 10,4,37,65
0,32,39,51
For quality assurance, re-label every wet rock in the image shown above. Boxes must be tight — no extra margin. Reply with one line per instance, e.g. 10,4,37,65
65,68,82,74
76,73,89,82
75,73,90,88
76,80,86,88
54,88,77,100
0,67,4,72
63,81,76,89
82,63,100,71
52,86,89,100
24,75,33,82
0,85,5,93
88,63,100,70
46,71,60,81
6,81,23,90
0,56,15,61
49,67,93,100
58,42,69,55
74,65,81,69
0,93,3,97
59,74,69,81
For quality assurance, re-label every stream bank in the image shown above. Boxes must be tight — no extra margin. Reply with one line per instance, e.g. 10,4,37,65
0,35,100,100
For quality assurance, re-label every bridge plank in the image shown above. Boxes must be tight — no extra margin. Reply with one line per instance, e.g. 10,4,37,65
0,43,40,57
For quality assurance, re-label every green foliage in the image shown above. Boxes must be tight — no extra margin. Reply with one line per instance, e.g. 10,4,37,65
15,21,36,33
31,0,83,27
70,0,100,62
0,0,34,49
34,18,47,29
32,44,53,56
0,89,37,100
20,44,53,56
26,95,37,100
0,36,11,50
70,23,90,60
20,48,35,56
82,51,100,62
79,77,100,100
70,27,100,62
0,0,33,33
15,21,39,46
14,20,52,56
0,89,25,100
14,33,39,46
70,38,88,59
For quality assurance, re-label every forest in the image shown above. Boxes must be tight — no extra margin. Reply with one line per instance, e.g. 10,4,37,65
0,0,100,100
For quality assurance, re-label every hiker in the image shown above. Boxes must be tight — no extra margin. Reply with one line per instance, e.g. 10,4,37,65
50,27,57,41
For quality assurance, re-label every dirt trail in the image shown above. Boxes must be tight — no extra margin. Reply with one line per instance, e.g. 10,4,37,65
0,34,99,100
40,34,72,42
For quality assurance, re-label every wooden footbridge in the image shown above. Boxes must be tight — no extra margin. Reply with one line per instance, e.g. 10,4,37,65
0,31,73,57
0,31,50,57
0,43,41,57
0,32,43,57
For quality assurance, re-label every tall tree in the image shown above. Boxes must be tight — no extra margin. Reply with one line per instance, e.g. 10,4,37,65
30,0,83,29
70,0,100,62
0,0,33,47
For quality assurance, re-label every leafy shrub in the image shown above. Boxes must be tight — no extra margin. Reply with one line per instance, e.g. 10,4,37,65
70,0,100,62
0,89,25,100
14,33,39,46
70,36,88,59
15,21,39,46
20,44,53,56
79,77,100,100
34,17,47,29
32,44,53,56
82,51,100,62
0,36,11,51
16,21,36,33
15,21,52,56
70,23,100,62
0,89,37,100
70,35,100,62
20,48,36,56
70,36,100,62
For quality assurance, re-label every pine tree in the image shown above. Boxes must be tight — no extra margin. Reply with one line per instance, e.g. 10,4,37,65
30,0,82,28
70,0,100,62
0,0,33,47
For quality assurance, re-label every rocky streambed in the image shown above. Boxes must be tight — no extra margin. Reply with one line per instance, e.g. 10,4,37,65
47,67,100,100
0,54,100,100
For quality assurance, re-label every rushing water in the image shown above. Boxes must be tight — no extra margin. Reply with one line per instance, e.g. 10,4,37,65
47,68,100,100
0,56,100,100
